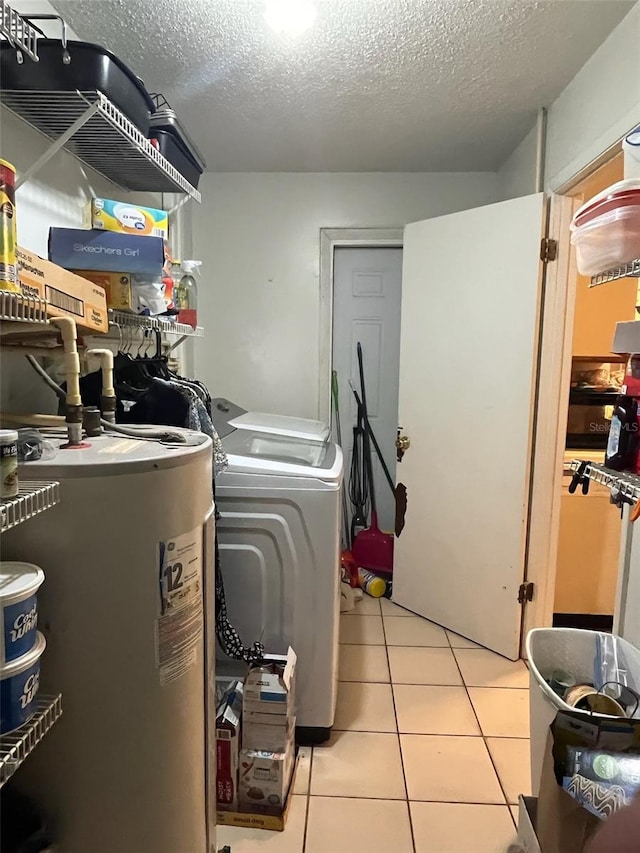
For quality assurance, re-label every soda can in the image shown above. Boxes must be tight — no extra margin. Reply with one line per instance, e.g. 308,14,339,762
0,159,19,293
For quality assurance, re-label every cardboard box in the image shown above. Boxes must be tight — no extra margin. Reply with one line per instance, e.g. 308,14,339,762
517,796,542,853
243,648,296,717
17,246,108,334
85,198,168,238
48,228,165,276
238,737,295,815
536,711,640,853
72,270,133,311
217,757,299,833
243,716,296,753
216,681,243,812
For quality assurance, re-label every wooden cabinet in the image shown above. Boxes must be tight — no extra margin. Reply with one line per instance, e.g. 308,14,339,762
571,153,636,357
555,483,620,615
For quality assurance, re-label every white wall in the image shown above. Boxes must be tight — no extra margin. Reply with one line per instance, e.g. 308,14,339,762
545,1,640,190
498,3,640,198
193,171,501,419
498,125,538,201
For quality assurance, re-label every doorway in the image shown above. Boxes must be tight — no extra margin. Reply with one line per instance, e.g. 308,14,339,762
552,150,630,632
331,246,403,533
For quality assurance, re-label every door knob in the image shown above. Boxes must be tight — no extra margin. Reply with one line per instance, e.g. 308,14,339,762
396,430,410,462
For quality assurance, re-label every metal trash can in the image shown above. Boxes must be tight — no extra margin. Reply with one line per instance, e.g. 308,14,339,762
526,627,640,794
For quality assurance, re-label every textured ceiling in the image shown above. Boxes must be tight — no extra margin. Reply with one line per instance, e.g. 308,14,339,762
51,0,635,172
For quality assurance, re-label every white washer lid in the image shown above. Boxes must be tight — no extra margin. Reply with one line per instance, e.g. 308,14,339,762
222,431,343,481
228,411,329,442
0,562,45,605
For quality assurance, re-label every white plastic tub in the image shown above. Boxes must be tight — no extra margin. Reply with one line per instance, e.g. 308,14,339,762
526,628,640,795
0,631,45,733
570,205,640,276
0,562,44,664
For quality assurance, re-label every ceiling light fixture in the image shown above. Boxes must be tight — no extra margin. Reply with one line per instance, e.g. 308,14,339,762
265,0,317,37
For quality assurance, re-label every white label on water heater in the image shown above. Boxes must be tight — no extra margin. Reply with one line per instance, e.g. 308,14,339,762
156,525,204,686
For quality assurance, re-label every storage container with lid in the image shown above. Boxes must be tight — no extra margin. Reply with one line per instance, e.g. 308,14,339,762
0,631,46,734
0,561,44,663
570,180,640,276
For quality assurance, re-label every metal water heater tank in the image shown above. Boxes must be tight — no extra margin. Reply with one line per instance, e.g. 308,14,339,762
3,430,216,853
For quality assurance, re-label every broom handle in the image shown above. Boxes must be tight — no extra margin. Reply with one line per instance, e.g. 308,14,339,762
357,343,377,516
349,381,395,494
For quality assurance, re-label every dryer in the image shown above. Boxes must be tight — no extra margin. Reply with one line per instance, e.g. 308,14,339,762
214,411,342,745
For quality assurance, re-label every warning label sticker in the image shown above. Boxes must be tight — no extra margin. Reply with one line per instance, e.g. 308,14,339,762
156,526,203,685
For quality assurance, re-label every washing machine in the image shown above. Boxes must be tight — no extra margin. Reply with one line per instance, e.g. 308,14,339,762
212,397,330,442
214,403,342,744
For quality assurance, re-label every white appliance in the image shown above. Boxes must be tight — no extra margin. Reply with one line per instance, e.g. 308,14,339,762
214,408,342,744
3,430,216,853
212,397,329,442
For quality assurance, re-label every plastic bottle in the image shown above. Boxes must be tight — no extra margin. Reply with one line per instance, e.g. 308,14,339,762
177,260,201,328
357,568,386,598
0,429,18,498
606,395,638,471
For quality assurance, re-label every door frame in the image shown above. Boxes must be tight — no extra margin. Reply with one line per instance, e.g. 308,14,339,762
318,227,403,424
524,147,626,645
522,194,578,643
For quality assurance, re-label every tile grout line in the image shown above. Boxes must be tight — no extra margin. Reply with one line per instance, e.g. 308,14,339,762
381,600,418,853
302,744,314,853
449,643,517,828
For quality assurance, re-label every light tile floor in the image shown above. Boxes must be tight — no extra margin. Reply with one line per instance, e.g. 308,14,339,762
217,597,531,853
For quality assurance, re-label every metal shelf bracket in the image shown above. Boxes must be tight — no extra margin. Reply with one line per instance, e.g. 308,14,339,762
15,99,102,189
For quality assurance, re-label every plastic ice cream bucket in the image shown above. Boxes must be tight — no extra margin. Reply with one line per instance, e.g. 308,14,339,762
0,631,46,733
0,562,44,664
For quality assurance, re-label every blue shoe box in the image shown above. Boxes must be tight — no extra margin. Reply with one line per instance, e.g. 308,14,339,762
49,228,165,276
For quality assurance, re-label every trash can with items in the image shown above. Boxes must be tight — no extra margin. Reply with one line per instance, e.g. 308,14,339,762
526,627,640,794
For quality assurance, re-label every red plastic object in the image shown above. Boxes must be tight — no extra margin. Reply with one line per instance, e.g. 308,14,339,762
341,550,359,588
352,512,394,575
574,191,640,228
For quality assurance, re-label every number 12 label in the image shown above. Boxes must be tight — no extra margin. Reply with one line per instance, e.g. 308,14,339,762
158,527,203,615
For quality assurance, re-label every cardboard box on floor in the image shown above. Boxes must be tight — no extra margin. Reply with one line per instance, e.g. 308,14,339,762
238,737,295,815
243,648,296,717
216,751,299,833
537,730,600,852
243,714,296,752
516,796,542,853
17,247,109,334
216,681,243,812
536,710,640,853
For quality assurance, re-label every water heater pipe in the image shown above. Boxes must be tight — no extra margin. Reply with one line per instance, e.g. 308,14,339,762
86,348,116,423
535,107,548,194
0,412,65,427
49,316,82,445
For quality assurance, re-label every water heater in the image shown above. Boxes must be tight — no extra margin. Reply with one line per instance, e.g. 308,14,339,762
3,430,216,853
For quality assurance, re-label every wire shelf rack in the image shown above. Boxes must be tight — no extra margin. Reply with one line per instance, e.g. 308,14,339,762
109,310,203,338
0,1,39,62
0,291,49,324
0,694,62,787
570,460,640,502
590,259,640,288
1,481,60,533
0,89,201,199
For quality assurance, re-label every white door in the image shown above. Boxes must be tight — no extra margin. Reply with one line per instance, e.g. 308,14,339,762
393,194,546,659
332,247,403,532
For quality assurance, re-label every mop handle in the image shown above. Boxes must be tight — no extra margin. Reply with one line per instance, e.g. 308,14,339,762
349,380,395,494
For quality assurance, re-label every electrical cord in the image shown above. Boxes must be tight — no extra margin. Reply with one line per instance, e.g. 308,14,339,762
25,355,186,443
